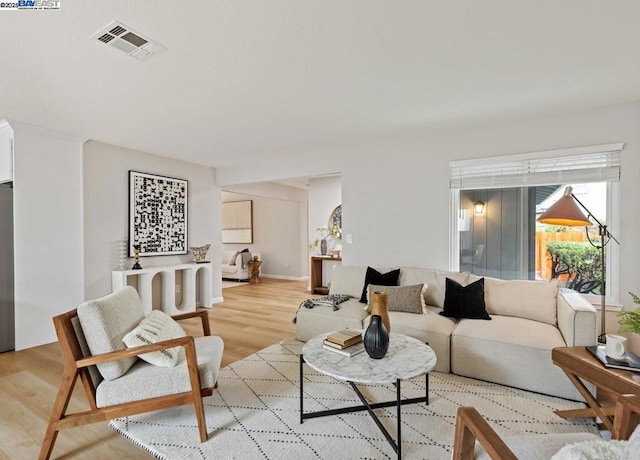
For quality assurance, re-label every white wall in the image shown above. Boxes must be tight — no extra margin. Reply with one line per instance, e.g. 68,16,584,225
83,141,222,303
308,176,342,253
217,102,640,312
0,121,13,183
11,121,85,350
221,189,304,279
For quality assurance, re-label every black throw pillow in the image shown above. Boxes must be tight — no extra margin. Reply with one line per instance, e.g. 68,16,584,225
359,267,401,303
439,277,491,320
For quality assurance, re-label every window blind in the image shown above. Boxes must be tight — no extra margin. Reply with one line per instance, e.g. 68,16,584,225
450,143,623,190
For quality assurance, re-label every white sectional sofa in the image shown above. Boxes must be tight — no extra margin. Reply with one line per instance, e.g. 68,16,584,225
295,266,597,400
221,250,261,281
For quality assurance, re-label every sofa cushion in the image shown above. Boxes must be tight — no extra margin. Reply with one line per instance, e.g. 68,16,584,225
453,314,565,350
451,315,577,399
441,278,490,320
77,286,145,381
484,277,559,325
367,284,426,314
329,266,367,298
221,265,238,274
359,267,401,303
228,251,240,265
122,310,186,367
386,310,457,373
400,268,469,309
221,251,235,265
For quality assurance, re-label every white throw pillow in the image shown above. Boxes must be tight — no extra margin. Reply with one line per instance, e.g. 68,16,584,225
550,439,626,460
621,424,640,460
123,310,186,368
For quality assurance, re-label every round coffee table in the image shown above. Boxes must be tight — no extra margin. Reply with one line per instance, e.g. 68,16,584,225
300,332,436,459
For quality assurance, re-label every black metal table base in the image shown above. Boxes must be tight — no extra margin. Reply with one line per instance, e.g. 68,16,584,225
299,354,429,459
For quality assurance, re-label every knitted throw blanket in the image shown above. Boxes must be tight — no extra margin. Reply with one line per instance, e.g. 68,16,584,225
292,294,351,323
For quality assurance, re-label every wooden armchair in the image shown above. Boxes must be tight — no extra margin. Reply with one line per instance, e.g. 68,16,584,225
39,286,224,460
453,394,640,460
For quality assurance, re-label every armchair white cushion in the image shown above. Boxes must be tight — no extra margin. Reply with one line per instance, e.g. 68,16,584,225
96,334,223,407
77,286,144,380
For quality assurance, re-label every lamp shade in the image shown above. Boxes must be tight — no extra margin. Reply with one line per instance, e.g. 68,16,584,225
537,194,591,227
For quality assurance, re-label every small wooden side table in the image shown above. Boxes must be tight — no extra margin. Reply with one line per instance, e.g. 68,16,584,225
247,258,262,284
310,256,342,294
552,346,640,431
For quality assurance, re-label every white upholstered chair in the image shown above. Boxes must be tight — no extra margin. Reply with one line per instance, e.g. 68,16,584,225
40,286,224,460
453,394,640,459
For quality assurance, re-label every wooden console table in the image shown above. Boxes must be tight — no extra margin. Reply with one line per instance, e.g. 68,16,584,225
310,256,342,294
552,346,640,431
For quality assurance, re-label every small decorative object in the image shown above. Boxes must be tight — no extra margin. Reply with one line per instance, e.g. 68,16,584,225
309,225,340,255
132,244,142,270
605,334,627,359
117,240,128,271
190,244,210,263
247,256,262,284
369,291,390,332
364,314,389,359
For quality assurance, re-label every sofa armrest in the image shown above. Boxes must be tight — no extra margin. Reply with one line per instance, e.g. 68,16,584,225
557,289,597,347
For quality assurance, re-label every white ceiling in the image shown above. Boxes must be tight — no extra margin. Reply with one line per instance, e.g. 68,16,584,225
1,1,640,168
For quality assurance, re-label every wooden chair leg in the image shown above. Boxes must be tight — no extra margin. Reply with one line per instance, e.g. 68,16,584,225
453,407,518,460
39,371,79,460
185,343,208,442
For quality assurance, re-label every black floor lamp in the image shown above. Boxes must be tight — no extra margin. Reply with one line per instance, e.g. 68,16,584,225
537,186,620,344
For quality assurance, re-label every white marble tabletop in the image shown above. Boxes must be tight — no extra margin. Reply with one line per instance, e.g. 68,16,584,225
302,332,437,384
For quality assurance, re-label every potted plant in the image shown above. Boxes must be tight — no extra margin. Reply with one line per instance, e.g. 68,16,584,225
309,225,341,255
617,292,640,335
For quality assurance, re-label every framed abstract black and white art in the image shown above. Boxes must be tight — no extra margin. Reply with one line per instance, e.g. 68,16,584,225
129,171,188,256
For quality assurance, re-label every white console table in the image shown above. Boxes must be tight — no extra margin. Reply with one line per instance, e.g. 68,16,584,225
112,262,212,315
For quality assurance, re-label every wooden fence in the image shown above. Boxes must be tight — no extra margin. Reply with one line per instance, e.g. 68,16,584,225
535,231,586,280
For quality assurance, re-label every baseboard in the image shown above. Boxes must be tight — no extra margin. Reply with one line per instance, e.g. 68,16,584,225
211,296,224,305
260,274,308,281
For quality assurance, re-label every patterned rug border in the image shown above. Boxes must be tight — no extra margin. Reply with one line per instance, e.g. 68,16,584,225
110,340,597,460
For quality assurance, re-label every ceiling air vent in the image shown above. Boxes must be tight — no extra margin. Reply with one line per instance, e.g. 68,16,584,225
91,21,166,61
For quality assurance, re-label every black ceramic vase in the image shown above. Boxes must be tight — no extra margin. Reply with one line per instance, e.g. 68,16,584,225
364,315,389,359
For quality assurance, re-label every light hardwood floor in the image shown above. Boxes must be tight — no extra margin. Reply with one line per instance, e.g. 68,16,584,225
0,279,311,460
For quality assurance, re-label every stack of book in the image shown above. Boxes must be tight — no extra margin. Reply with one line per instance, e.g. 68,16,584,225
322,329,365,357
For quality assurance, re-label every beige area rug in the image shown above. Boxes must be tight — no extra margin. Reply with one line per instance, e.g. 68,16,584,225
110,340,597,459
221,280,245,289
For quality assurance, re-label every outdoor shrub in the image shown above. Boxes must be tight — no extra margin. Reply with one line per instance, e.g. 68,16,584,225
546,241,601,294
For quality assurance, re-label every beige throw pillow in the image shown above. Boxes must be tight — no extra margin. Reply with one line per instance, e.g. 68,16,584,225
367,284,427,314
123,310,186,367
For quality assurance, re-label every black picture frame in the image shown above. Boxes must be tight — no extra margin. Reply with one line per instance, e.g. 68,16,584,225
128,171,188,256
